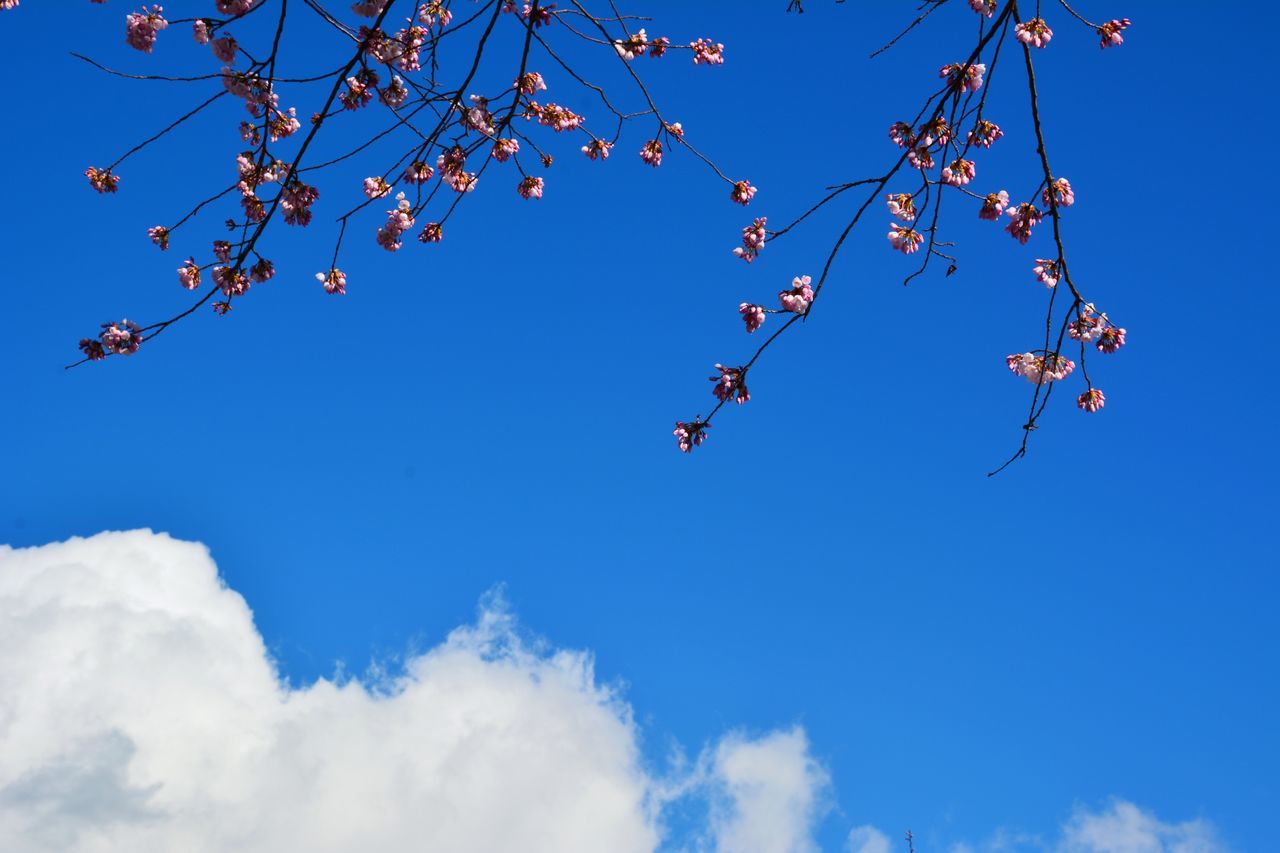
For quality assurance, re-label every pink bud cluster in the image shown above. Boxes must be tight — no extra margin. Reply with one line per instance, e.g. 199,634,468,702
733,218,767,263
80,320,144,360
1006,351,1075,384
979,190,1009,220
778,275,814,314
517,175,545,200
316,268,347,295
739,303,766,333
1097,19,1131,48
939,62,985,93
690,38,725,66
673,420,708,453
710,364,749,405
1042,177,1074,208
888,223,923,254
1015,18,1054,49
887,193,917,221
377,193,415,251
730,180,757,205
1004,202,1043,244
125,5,168,53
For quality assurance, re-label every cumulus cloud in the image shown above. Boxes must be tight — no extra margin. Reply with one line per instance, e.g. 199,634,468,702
0,530,831,853
847,824,893,853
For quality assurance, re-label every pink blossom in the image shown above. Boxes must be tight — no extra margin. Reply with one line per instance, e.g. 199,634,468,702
639,139,663,167
351,0,390,17
967,119,1003,148
779,275,814,314
147,225,170,250
733,217,767,263
1097,18,1131,48
516,71,547,95
363,176,392,198
216,0,258,13
940,62,985,93
439,147,468,180
1015,18,1053,48
418,222,444,243
177,258,201,290
316,268,347,295
969,0,997,16
888,121,915,148
99,320,144,356
212,34,237,63
126,6,168,53
906,146,934,170
1005,351,1075,384
213,240,232,263
517,175,544,200
419,1,451,27
79,338,106,361
739,303,765,333
649,37,670,58
690,38,725,66
280,180,319,226
886,193,916,221
941,158,976,187
1042,177,1074,208
1032,258,1059,287
525,102,583,132
212,265,250,297
380,75,409,109
492,138,520,162
376,192,415,252
403,161,434,183
581,139,612,160
193,20,210,44
730,180,756,205
614,28,649,60
1077,388,1106,412
85,166,120,194
710,364,749,405
1004,202,1043,244
673,420,708,453
1095,325,1127,354
249,258,275,283
979,190,1009,220
917,117,951,147
888,223,924,254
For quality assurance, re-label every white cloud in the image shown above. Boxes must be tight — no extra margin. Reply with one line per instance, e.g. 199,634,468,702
1058,800,1224,853
0,530,831,853
847,823,894,853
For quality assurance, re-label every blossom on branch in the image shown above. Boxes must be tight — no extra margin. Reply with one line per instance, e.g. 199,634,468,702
125,6,168,54
778,275,814,314
1077,388,1106,412
1015,18,1053,49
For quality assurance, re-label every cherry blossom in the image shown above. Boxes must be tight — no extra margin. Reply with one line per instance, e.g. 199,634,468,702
1095,325,1127,354
212,265,250,297
979,190,1010,220
1077,388,1106,412
581,139,612,161
673,419,708,453
733,218,767,263
1067,305,1106,343
614,28,649,60
739,303,765,334
969,0,997,17
492,138,520,162
1032,258,1059,287
316,268,347,295
940,61,985,93
1097,19,1131,49
941,158,976,187
917,117,951,147
147,226,170,250
517,175,545,200
177,258,201,290
192,19,210,44
730,180,756,205
98,320,144,356
212,34,238,63
280,180,319,226
689,38,724,66
125,6,168,54
888,121,915,148
213,240,231,263
1042,177,1074,209
886,193,916,221
516,71,547,94
363,176,392,198
1006,351,1075,384
906,146,934,171
710,364,749,405
85,167,120,194
888,223,923,254
639,139,663,167
249,258,275,283
778,275,814,314
1004,202,1043,244
967,119,1003,149
418,222,443,243
376,193,415,251
1015,18,1053,49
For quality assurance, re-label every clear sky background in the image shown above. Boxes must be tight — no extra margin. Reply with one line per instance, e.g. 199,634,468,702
3,2,1277,850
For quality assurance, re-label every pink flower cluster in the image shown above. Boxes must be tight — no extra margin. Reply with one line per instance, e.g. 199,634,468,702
639,139,663,167
517,175,544,200
526,102,583,132
80,319,143,360
1004,202,1043,244
1077,388,1106,412
1067,304,1126,354
710,364,749,405
979,190,1009,220
739,303,765,333
1015,18,1053,49
939,62,985,93
376,193,415,251
281,179,320,226
941,158,976,187
887,193,916,221
689,38,725,66
1097,19,1131,48
126,5,168,53
968,0,997,16
1042,177,1074,208
177,258,202,290
733,217,767,263
1006,351,1075,384
888,223,923,254
316,267,347,295
1032,258,1059,287
85,166,120,194
778,275,814,314
581,139,612,161
418,222,444,244
730,180,756,205
492,137,520,162
673,419,708,452
967,119,1003,148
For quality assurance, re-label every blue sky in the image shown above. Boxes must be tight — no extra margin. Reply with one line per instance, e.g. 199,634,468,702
3,2,1277,850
